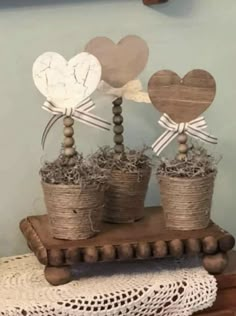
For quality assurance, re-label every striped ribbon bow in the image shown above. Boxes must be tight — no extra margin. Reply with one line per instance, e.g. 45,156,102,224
41,98,111,149
152,113,217,156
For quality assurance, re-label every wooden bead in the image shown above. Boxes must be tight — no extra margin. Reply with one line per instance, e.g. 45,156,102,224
114,134,124,144
177,153,186,161
112,106,122,116
112,97,123,106
177,133,188,144
64,147,75,157
117,244,133,260
153,241,167,258
68,157,76,166
65,248,81,265
136,242,151,259
64,127,74,137
114,144,124,153
36,248,48,265
202,236,218,254
44,266,72,286
63,116,74,127
84,247,98,263
178,144,188,154
113,125,124,134
219,235,235,252
101,245,116,261
64,137,74,147
202,253,228,274
27,242,32,251
48,249,64,267
185,238,201,256
169,239,184,258
113,115,123,125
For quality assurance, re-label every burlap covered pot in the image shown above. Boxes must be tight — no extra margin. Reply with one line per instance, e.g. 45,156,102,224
104,167,151,223
158,172,216,230
42,182,105,240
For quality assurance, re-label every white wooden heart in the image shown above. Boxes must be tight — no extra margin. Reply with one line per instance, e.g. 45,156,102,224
32,52,102,110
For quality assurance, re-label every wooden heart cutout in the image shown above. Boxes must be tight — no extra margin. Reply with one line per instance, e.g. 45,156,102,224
148,69,216,123
33,52,101,109
85,35,149,88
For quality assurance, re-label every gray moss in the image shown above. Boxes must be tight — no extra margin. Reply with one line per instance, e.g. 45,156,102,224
40,150,109,186
157,145,219,178
91,146,152,173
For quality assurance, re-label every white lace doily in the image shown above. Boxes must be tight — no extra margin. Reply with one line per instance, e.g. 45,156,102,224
0,254,217,316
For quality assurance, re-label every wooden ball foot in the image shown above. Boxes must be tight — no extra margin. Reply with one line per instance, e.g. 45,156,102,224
44,266,73,286
202,253,228,275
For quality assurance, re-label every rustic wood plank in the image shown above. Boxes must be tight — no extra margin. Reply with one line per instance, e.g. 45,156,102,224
20,207,232,249
20,207,234,267
148,69,216,123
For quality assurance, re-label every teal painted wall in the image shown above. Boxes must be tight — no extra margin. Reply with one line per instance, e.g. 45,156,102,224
0,0,235,256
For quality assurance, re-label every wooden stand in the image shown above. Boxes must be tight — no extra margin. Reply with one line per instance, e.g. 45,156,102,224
20,207,235,286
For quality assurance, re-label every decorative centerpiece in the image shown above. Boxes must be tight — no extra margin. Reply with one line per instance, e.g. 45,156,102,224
85,35,152,223
33,51,111,240
148,69,218,230
20,53,235,286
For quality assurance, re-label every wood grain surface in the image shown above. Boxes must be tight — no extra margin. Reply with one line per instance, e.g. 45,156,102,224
148,69,216,123
20,207,235,266
85,35,149,87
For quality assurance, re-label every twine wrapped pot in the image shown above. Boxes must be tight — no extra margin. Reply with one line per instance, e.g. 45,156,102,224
42,182,105,240
158,172,216,230
104,167,151,223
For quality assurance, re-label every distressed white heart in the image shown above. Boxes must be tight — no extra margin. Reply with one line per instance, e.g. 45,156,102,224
32,52,102,109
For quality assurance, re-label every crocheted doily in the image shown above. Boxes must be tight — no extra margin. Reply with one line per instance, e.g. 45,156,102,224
0,254,217,316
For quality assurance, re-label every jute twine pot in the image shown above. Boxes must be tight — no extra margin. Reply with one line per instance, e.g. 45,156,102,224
104,167,151,223
42,182,105,240
158,172,216,230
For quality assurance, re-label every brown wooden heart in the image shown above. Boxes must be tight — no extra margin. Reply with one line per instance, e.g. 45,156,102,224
148,69,216,123
85,35,149,88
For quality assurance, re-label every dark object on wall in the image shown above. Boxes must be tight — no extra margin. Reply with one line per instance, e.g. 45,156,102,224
143,0,168,5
